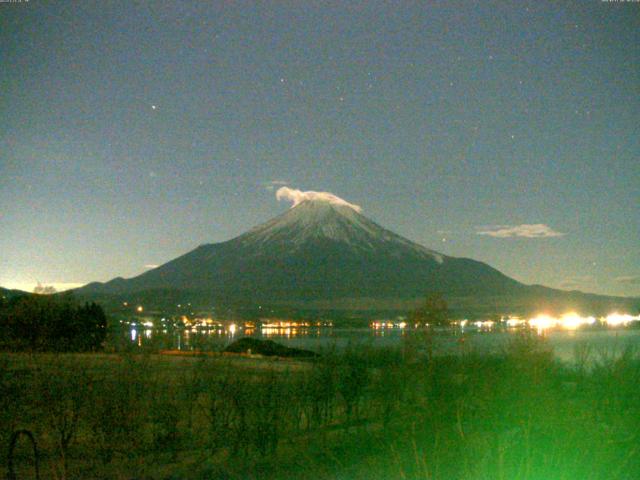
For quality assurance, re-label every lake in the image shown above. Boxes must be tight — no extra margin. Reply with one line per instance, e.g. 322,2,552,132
124,324,640,363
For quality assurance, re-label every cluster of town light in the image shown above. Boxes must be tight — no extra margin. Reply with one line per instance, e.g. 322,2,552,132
124,307,639,344
371,321,408,329
125,300,638,335
179,320,336,339
373,313,640,332
514,312,640,332
452,313,640,332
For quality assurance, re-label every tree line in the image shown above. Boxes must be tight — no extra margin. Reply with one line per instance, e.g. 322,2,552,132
0,293,106,351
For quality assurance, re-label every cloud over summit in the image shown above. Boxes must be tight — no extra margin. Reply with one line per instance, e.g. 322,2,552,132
276,187,362,212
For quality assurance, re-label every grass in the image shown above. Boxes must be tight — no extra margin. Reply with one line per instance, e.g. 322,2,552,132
1,332,639,479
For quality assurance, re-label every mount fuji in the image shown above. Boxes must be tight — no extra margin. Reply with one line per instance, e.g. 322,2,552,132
76,192,636,317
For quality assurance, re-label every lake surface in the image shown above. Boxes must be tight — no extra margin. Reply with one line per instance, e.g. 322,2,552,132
125,325,640,363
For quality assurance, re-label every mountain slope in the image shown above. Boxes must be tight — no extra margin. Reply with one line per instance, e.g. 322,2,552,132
77,199,636,315
0,287,31,301
80,201,522,301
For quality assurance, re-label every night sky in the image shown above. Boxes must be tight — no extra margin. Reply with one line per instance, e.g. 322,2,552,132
1,1,638,297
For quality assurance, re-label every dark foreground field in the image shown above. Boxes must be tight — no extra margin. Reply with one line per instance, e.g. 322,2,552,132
2,333,639,479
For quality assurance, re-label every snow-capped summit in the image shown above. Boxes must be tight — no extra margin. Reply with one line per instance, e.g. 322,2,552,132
239,199,443,262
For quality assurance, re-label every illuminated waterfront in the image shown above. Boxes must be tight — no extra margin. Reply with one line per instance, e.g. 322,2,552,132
119,312,640,363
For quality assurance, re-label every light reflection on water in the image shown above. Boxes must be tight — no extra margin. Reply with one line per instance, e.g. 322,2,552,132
121,324,640,363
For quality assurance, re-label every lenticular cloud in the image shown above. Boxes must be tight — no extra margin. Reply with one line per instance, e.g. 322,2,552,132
276,187,362,212
476,224,565,238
